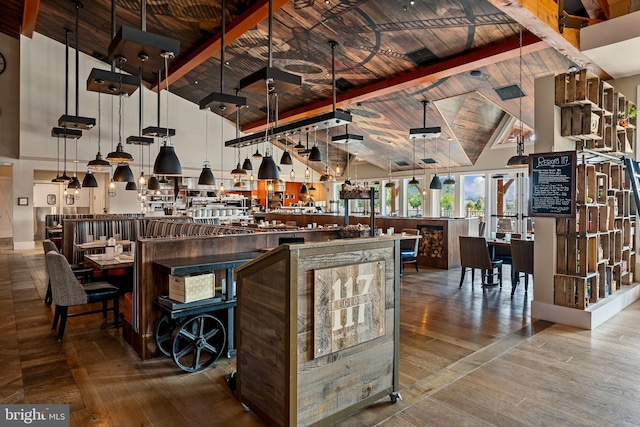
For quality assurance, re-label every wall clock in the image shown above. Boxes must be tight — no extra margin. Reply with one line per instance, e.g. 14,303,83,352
0,52,5,75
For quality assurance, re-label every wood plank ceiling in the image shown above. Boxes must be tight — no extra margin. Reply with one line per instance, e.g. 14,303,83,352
2,0,582,177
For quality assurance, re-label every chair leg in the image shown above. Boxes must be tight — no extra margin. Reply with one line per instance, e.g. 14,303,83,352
45,281,53,306
113,297,120,330
459,267,466,288
525,274,529,293
102,300,108,321
52,305,61,331
471,268,475,285
57,306,69,341
511,272,518,296
414,260,419,272
498,265,503,288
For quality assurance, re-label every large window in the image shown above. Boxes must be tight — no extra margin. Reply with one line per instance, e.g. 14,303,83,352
407,180,422,217
463,175,486,221
440,178,455,217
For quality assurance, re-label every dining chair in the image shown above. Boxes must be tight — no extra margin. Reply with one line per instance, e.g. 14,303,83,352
43,239,94,305
510,238,534,296
459,236,502,288
478,221,486,237
46,251,120,341
400,229,420,275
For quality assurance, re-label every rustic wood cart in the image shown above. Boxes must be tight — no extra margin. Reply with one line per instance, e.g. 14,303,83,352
152,252,262,372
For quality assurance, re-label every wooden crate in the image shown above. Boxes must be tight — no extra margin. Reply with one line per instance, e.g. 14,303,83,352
169,272,215,303
554,274,593,309
555,69,600,106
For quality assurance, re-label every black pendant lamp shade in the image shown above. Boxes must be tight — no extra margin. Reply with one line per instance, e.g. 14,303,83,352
125,181,138,191
429,174,442,190
147,175,161,190
308,145,322,161
280,150,293,165
242,157,253,171
408,176,419,186
198,161,215,186
88,152,111,171
258,155,280,180
443,175,456,185
506,152,529,168
154,142,182,175
320,172,334,182
82,171,98,188
67,176,81,189
113,164,135,182
107,143,134,163
385,181,395,188
299,183,308,194
252,148,263,159
231,163,247,175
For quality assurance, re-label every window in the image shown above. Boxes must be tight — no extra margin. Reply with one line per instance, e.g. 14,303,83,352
463,175,486,221
407,180,422,217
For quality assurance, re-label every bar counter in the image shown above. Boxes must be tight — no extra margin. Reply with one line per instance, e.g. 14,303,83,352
254,212,479,269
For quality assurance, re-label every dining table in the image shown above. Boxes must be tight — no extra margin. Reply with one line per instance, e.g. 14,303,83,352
84,252,135,293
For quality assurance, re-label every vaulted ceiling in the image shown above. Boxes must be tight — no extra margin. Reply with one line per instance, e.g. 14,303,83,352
1,0,614,177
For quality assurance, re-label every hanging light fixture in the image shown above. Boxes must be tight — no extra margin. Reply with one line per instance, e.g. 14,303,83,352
219,105,227,194
308,124,322,162
385,143,395,188
280,133,293,165
147,136,161,190
443,137,456,185
108,178,116,197
257,82,280,180
126,180,138,191
198,108,215,185
294,131,305,152
408,137,419,187
299,182,308,194
506,27,529,168
154,51,182,175
84,80,106,187
429,135,442,190
107,69,134,164
320,128,334,181
68,138,82,193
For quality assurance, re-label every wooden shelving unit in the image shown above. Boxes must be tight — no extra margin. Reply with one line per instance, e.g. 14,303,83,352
554,161,636,309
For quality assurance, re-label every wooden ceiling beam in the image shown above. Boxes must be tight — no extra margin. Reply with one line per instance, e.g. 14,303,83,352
152,0,289,91
486,0,608,78
243,33,548,133
21,0,41,38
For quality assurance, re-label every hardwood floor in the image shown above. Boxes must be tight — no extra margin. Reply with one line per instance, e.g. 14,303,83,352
3,241,640,426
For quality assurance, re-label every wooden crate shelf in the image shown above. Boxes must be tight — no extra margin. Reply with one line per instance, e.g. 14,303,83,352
554,274,597,309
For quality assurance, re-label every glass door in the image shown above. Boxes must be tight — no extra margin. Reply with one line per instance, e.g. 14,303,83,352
490,172,532,238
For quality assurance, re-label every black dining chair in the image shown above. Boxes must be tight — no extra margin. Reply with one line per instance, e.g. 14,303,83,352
510,238,534,296
459,236,502,288
43,239,94,305
400,229,420,275
46,251,120,341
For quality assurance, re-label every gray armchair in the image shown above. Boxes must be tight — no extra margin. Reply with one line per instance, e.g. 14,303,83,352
46,251,120,341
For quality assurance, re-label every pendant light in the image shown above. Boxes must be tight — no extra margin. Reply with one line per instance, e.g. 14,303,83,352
198,108,215,185
299,182,308,194
385,144,395,188
106,68,133,164
126,180,138,190
147,70,162,191
429,134,442,190
294,131,305,152
320,128,334,181
219,105,226,194
443,137,456,185
257,83,280,180
344,136,351,185
308,124,322,161
112,83,135,182
506,27,529,168
408,136,419,187
153,52,182,175
68,137,82,191
280,133,293,165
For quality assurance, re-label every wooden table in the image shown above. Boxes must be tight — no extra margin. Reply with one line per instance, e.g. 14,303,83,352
84,253,135,292
45,225,63,239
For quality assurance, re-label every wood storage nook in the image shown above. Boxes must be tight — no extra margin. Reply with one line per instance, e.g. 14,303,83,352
235,237,401,426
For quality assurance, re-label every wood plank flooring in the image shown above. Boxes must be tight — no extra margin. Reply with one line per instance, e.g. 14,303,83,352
3,240,640,426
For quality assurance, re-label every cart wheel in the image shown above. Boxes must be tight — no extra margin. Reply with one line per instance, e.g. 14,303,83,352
390,392,402,404
171,314,226,372
155,314,177,357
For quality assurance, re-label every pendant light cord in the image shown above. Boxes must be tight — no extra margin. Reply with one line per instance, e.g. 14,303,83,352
97,81,102,153
518,26,523,156
205,109,209,162
165,54,170,142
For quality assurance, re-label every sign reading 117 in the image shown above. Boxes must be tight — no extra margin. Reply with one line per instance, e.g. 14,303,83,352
331,274,374,331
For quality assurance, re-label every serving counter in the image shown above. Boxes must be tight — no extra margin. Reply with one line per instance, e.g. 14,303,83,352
255,213,478,269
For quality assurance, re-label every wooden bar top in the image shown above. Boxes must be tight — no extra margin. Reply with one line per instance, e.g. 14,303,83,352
153,251,263,276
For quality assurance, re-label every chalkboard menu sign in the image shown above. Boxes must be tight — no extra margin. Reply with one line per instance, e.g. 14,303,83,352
529,151,576,217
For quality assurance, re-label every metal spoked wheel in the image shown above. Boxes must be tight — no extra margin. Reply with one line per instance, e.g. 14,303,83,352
155,314,177,357
171,314,226,373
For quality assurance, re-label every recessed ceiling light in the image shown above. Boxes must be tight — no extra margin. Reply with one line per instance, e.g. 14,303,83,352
324,0,330,4
470,69,482,77
225,61,230,65
194,80,199,84
410,0,415,4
